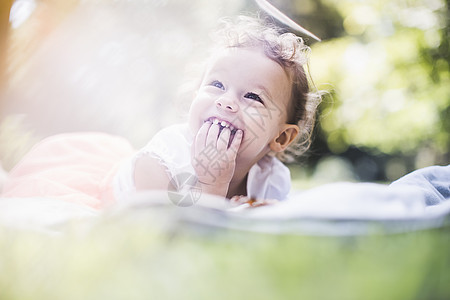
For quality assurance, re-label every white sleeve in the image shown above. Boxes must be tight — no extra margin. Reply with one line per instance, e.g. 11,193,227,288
113,124,194,203
246,155,291,201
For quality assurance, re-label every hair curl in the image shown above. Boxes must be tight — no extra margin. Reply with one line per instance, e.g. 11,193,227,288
210,15,322,161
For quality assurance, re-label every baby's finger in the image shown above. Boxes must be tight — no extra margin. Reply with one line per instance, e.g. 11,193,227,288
205,122,220,148
217,127,231,152
194,121,211,153
228,130,243,156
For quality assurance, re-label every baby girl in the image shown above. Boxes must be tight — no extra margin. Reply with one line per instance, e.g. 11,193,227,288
2,15,320,209
114,15,320,206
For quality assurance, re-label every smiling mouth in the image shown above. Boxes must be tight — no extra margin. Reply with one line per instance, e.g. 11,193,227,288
205,117,239,133
204,117,241,148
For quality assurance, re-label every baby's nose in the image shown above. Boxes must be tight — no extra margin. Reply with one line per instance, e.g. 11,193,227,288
215,97,238,112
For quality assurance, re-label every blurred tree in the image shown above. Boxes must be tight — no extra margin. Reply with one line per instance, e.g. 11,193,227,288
257,0,449,180
2,0,448,180
0,0,14,93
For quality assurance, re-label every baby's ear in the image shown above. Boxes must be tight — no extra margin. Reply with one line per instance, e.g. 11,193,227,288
269,124,300,152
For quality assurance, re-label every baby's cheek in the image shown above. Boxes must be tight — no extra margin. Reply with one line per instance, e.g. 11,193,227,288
241,129,272,151
187,117,201,136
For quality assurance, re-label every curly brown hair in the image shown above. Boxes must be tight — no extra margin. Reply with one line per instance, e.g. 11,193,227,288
210,15,322,160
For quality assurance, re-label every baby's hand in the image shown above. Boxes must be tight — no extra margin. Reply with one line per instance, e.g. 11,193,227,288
191,121,243,196
229,195,279,209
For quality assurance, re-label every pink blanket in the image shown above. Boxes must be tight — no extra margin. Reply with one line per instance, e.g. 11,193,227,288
2,133,134,209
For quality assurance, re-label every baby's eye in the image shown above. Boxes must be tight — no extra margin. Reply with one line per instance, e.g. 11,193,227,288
244,92,264,104
209,80,224,89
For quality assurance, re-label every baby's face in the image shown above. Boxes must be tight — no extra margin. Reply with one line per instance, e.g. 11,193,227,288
188,47,292,163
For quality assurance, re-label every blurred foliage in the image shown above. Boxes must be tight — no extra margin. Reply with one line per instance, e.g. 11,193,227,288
315,0,448,154
0,115,37,170
1,0,448,180
261,0,449,180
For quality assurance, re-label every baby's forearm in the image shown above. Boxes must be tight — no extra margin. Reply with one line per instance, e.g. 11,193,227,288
198,181,229,198
134,155,170,191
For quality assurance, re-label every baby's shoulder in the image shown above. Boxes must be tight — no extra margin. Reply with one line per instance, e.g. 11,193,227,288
138,123,192,162
151,123,191,142
256,155,289,173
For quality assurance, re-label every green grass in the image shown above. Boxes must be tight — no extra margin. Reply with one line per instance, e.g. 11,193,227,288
0,208,449,300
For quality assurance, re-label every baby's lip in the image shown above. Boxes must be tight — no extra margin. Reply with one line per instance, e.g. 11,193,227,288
205,117,239,132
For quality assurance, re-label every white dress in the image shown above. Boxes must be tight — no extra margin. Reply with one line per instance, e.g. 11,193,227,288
113,124,291,202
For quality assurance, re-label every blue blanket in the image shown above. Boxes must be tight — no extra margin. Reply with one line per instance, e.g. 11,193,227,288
390,164,450,205
233,164,450,235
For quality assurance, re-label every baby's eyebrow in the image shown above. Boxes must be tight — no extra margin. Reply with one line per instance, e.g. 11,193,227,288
207,68,225,76
203,70,225,82
254,84,273,100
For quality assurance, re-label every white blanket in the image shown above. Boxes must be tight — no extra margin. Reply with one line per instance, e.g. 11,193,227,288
1,165,448,236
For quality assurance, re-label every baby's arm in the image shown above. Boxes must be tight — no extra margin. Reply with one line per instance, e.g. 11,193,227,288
134,155,170,191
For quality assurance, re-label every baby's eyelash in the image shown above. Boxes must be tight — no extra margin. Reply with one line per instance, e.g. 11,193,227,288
209,80,224,89
244,92,264,104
